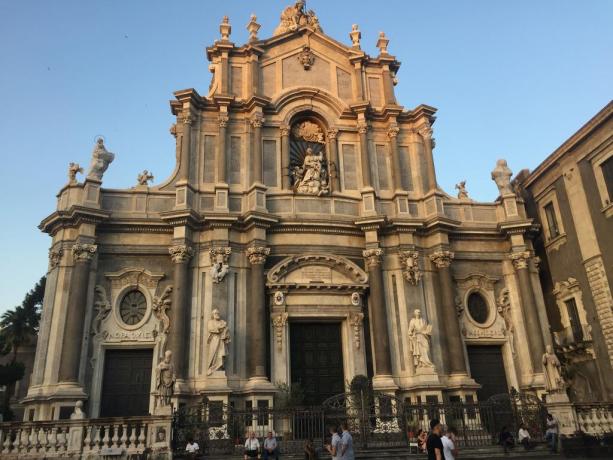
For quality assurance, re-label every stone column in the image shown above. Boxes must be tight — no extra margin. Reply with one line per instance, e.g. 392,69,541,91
430,251,468,374
178,111,193,183
217,114,228,184
168,244,193,379
58,243,97,383
251,115,264,185
363,248,393,376
510,251,545,371
280,125,290,190
358,122,372,188
388,124,402,191
418,125,437,192
327,128,340,192
247,246,270,380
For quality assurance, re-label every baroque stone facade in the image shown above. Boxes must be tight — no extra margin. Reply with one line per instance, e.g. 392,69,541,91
22,2,555,420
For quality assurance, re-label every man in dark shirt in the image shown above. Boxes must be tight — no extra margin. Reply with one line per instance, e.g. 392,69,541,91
426,419,444,460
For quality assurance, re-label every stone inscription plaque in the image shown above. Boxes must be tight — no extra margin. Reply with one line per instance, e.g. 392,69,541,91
302,267,332,283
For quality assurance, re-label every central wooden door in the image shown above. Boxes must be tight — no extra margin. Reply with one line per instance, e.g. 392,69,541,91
290,322,344,405
467,345,509,401
100,348,153,417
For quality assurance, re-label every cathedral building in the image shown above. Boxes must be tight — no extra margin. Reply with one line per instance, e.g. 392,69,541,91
23,2,554,421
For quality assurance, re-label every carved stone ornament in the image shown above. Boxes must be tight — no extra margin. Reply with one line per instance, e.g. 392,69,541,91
274,1,323,36
169,123,177,138
273,291,285,306
350,292,361,306
72,243,97,262
376,31,389,54
210,247,231,283
349,312,364,349
137,170,154,186
267,254,368,286
429,250,454,269
399,251,421,285
298,46,315,70
272,313,289,351
169,244,194,263
250,114,265,129
496,287,515,355
491,159,514,196
92,285,112,336
455,295,464,317
181,112,193,126
247,246,270,265
67,162,83,185
48,248,63,270
349,24,361,48
280,125,290,137
86,138,115,181
363,248,384,268
327,128,339,140
387,125,400,139
357,121,369,135
246,14,261,42
292,120,325,143
152,286,173,335
219,114,229,128
509,251,531,270
105,268,164,291
219,15,231,41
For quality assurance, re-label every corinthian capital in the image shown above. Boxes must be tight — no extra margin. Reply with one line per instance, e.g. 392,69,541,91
72,243,97,262
363,248,384,268
181,112,193,125
219,114,229,128
247,246,270,265
327,128,339,140
169,244,194,263
357,121,369,135
250,115,265,129
429,250,454,269
279,125,290,137
509,251,531,270
387,125,400,139
418,124,433,139
48,248,64,270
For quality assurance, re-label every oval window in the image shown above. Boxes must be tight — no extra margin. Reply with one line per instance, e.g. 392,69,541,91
119,290,147,325
467,292,489,324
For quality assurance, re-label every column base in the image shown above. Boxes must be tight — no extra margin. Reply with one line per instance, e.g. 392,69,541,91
244,376,276,392
372,374,398,392
443,373,479,391
52,382,89,399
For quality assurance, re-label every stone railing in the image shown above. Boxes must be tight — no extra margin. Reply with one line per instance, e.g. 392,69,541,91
0,415,171,459
575,403,613,435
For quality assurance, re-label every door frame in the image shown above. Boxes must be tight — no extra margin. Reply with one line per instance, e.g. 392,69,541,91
465,342,514,401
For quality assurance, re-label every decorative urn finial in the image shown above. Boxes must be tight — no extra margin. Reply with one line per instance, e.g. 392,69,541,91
376,31,389,54
246,14,261,42
350,24,361,49
219,16,231,41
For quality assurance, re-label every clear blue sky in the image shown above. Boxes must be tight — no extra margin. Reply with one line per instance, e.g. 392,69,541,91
0,0,611,313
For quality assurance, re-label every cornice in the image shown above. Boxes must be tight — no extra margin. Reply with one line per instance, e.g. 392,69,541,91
159,209,204,229
39,206,111,235
497,219,534,235
268,220,363,237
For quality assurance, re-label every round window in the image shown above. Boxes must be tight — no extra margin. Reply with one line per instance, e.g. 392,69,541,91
467,292,489,324
119,290,147,325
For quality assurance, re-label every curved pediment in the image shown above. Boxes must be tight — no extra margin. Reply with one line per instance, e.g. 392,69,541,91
267,254,368,288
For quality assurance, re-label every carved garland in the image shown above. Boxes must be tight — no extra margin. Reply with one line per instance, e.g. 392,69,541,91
349,312,364,349
272,313,289,351
92,285,112,336
399,250,421,285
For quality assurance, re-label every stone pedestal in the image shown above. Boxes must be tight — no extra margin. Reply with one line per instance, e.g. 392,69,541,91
205,370,231,392
148,416,173,460
411,366,441,387
546,391,578,435
215,183,230,211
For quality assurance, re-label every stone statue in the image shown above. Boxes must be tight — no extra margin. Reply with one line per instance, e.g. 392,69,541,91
210,261,229,283
294,148,328,195
68,162,83,185
455,180,469,200
542,345,564,392
408,309,434,368
70,400,86,420
497,287,515,355
274,1,322,36
207,309,230,375
137,170,154,186
155,350,176,406
491,159,514,196
86,138,115,181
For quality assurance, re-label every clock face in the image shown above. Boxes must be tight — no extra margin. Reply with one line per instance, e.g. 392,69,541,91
119,290,147,326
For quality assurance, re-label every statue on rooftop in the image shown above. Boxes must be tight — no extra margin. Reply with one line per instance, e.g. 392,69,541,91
491,159,514,196
86,138,115,181
274,1,323,36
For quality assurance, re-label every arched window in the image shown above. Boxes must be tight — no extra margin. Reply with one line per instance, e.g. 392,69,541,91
119,290,147,326
467,292,489,324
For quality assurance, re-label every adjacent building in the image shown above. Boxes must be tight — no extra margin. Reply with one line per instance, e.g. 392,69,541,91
22,2,554,421
518,101,613,402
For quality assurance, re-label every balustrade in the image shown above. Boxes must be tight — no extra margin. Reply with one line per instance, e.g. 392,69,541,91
576,403,613,435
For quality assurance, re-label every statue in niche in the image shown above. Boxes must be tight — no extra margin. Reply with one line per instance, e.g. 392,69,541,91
87,138,115,181
542,345,564,392
290,120,329,195
156,350,176,406
207,309,231,375
408,309,434,369
491,159,514,196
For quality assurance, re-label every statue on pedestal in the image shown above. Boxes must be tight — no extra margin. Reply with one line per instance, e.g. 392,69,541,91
207,309,231,375
408,309,434,369
294,148,327,195
156,350,176,406
491,159,514,196
70,400,86,420
543,345,564,392
86,138,115,181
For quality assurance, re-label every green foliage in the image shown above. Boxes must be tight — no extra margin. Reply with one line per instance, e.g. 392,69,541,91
274,382,306,408
0,361,25,386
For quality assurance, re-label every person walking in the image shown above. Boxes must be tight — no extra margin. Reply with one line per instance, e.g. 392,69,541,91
426,419,444,460
244,431,261,459
263,431,279,460
325,426,341,460
545,414,559,453
441,427,458,460
340,423,355,460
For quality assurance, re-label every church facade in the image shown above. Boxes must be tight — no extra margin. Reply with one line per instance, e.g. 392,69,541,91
23,2,554,421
